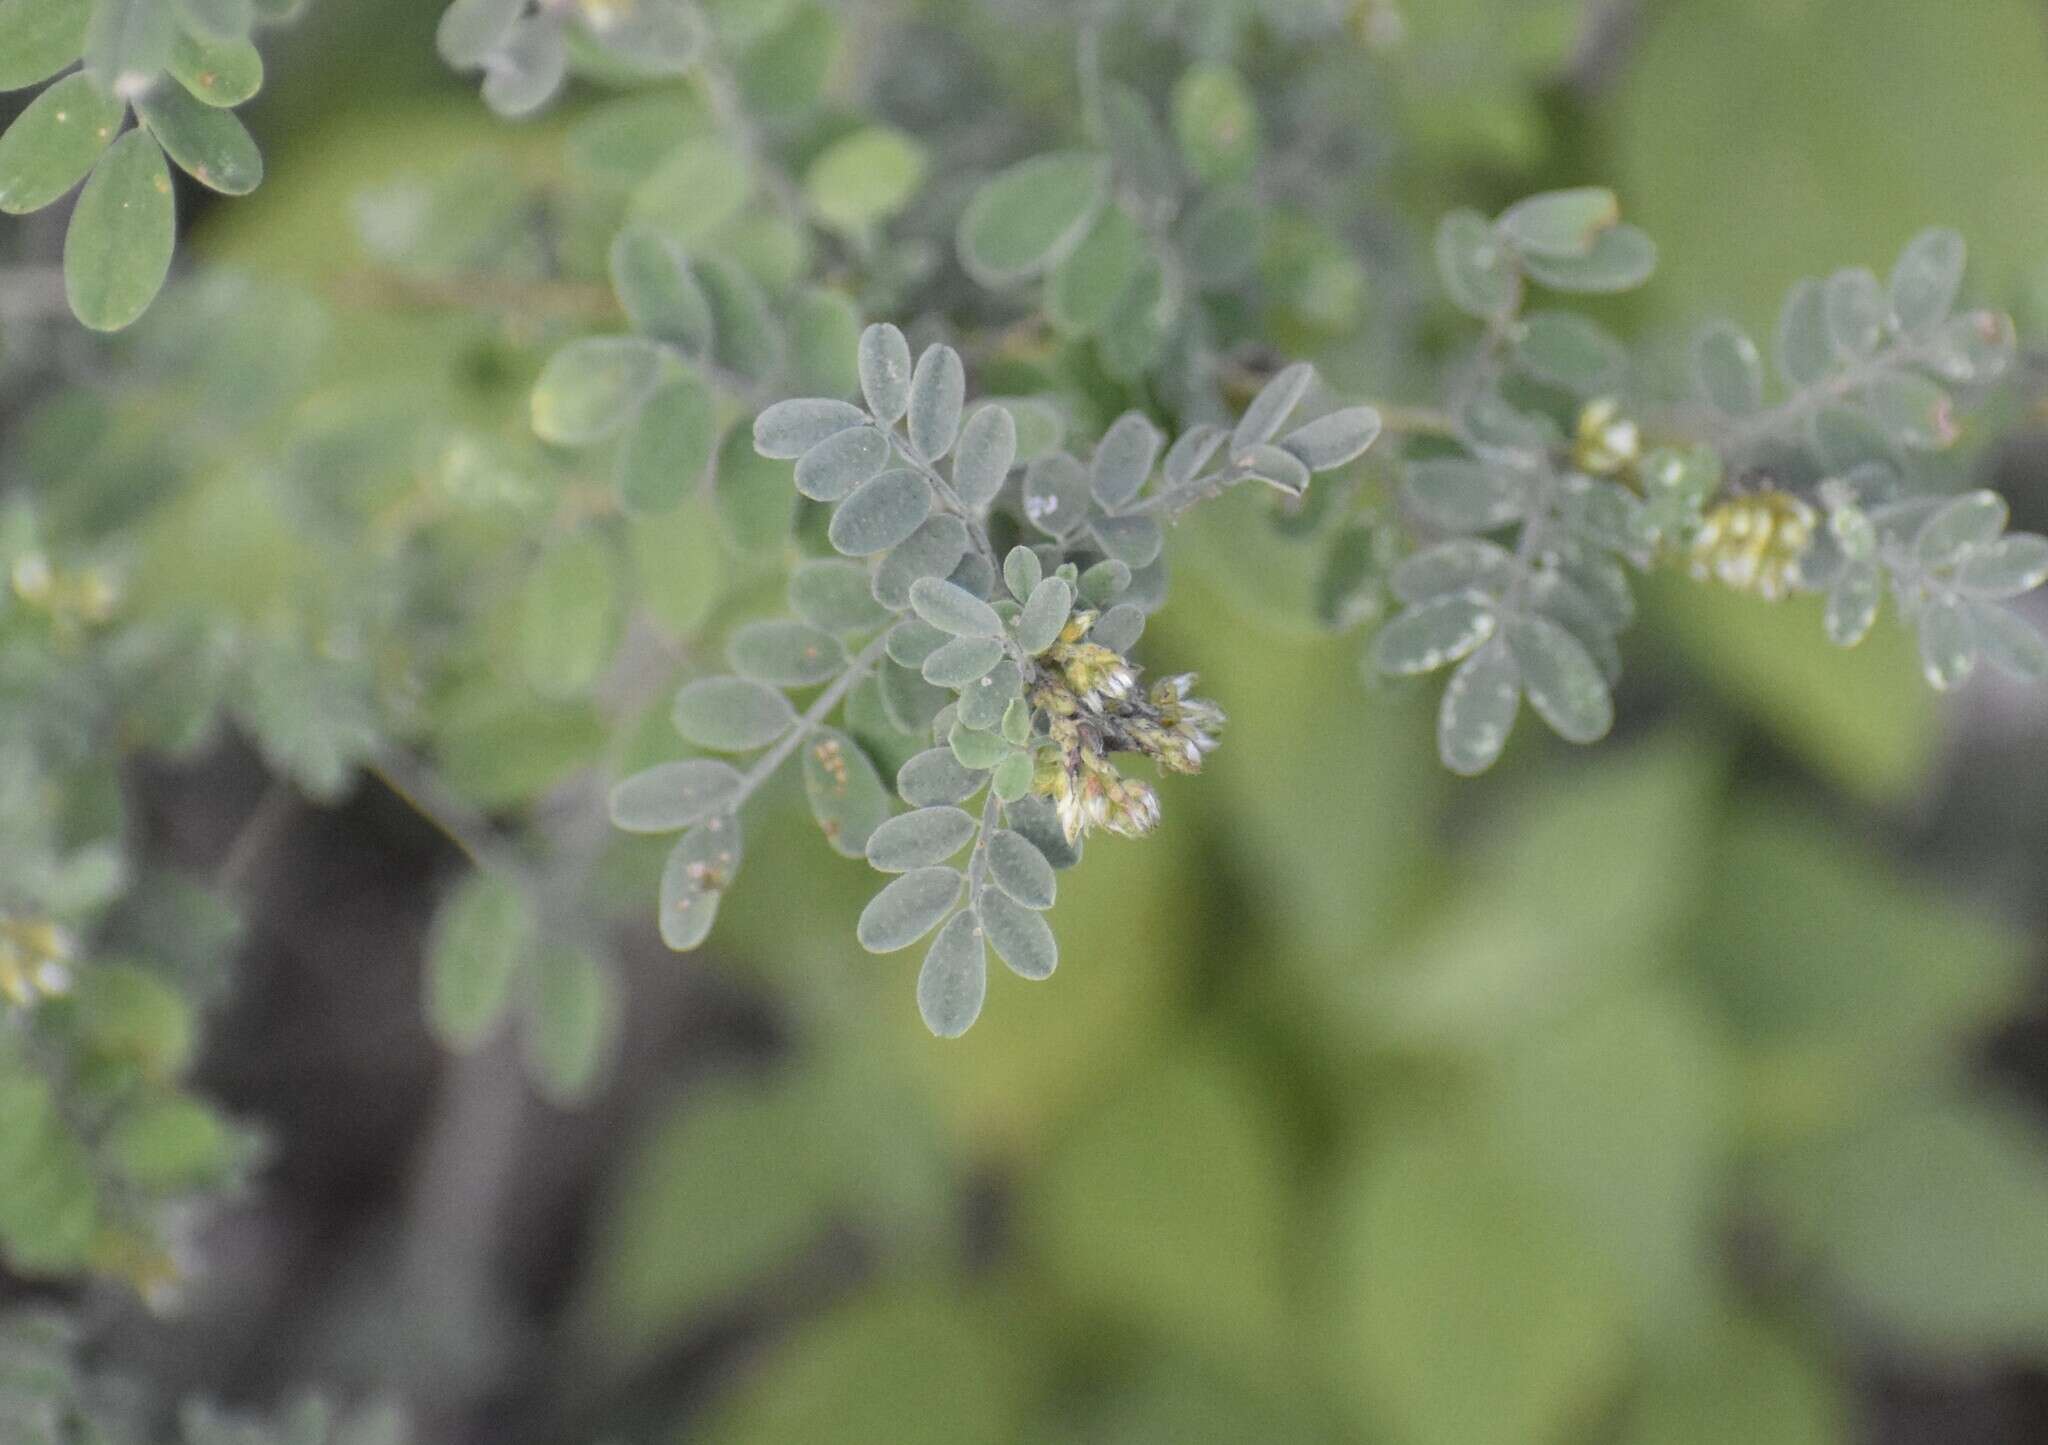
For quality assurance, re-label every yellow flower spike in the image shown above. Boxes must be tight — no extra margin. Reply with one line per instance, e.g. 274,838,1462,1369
1688,489,1817,602
1573,397,1642,477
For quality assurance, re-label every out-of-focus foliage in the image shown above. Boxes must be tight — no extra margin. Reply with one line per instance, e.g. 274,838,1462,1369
2,0,2047,1441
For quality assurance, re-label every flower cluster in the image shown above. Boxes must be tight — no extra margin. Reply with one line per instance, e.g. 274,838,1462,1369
1026,615,1226,844
1688,490,1817,601
0,914,75,1010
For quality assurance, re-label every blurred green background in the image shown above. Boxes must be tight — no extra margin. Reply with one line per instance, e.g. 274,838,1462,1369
10,0,2048,1441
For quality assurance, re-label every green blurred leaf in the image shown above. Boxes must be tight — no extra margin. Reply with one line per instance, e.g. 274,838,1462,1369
518,532,621,698
957,150,1108,285
802,124,925,232
425,872,532,1051
63,127,175,332
521,946,615,1105
135,76,262,194
0,72,124,215
0,0,90,91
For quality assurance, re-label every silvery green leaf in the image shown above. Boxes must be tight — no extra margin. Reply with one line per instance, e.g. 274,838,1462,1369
1557,477,1651,557
790,560,892,634
1091,411,1163,509
437,0,523,66
1230,361,1314,450
1823,266,1885,359
1403,459,1524,533
1435,208,1517,319
1915,490,2007,567
659,817,740,949
992,749,1035,802
1811,405,1900,476
978,886,1057,979
1829,499,1879,563
1775,278,1832,389
917,910,986,1037
609,224,712,354
727,620,845,686
886,617,950,668
922,636,1005,688
956,150,1109,284
754,398,866,459
801,726,889,857
1004,545,1043,603
1527,571,1621,684
1505,613,1612,743
671,676,796,750
955,659,1021,732
1371,592,1497,676
829,469,931,554
953,403,1017,510
1090,603,1144,652
1867,368,1957,448
609,759,743,833
1436,637,1520,776
1496,187,1618,259
977,396,1064,462
1561,553,1635,628
1916,595,1977,691
874,515,971,609
879,658,951,733
1515,311,1624,394
1024,451,1090,538
856,867,962,952
909,575,1002,639
898,747,987,807
1079,559,1132,606
1973,603,2048,683
1925,310,2016,385
864,806,979,871
948,550,997,601
1163,423,1227,485
1825,561,1882,647
1001,698,1032,746
1234,443,1310,497
1889,228,1965,338
531,337,667,445
1459,391,1562,457
794,425,888,501
949,718,1012,770
480,17,566,117
1519,224,1656,294
1392,539,1518,604
1281,406,1382,472
1091,511,1165,567
1692,321,1765,416
1956,535,2048,599
858,322,913,423
657,856,722,951
1016,576,1074,654
906,343,965,461
1006,794,1081,870
986,829,1056,909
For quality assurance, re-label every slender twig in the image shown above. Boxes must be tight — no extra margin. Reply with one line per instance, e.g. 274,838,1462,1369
213,781,299,895
881,429,998,566
729,632,895,809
